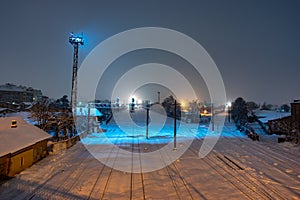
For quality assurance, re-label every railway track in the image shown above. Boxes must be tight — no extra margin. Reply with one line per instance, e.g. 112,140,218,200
190,136,292,200
221,126,300,189
1,112,299,199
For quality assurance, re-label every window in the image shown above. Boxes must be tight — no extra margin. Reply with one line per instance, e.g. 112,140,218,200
34,149,37,160
20,157,24,167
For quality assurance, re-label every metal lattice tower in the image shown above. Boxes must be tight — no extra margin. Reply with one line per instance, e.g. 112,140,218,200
69,33,84,113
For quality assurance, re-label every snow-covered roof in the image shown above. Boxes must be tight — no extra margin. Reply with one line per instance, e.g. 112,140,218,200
76,107,103,117
253,110,291,123
0,108,7,112
0,107,15,113
0,116,51,157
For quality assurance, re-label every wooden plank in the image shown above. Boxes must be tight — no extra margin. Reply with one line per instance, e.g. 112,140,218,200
65,159,104,199
31,146,91,200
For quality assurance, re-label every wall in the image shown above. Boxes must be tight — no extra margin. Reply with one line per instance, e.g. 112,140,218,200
0,155,10,180
9,148,34,177
0,140,48,179
51,135,80,153
291,102,300,123
33,141,48,162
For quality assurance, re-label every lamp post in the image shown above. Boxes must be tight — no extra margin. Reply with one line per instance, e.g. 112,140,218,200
211,103,214,131
146,106,149,139
69,32,84,114
157,91,160,104
226,101,232,123
173,99,177,150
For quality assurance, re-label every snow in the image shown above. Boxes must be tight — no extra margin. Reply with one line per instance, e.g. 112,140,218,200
0,116,51,157
0,107,15,113
0,108,7,112
253,109,291,123
81,121,245,146
76,107,103,117
6,111,37,125
0,109,299,199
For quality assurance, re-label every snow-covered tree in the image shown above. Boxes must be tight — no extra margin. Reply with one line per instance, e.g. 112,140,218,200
31,98,54,130
161,95,181,119
231,97,248,126
247,101,259,112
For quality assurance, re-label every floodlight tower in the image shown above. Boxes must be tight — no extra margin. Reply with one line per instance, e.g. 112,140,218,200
69,32,84,113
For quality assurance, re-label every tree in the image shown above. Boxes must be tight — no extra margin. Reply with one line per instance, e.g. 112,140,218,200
56,109,75,140
55,95,70,109
31,99,54,130
161,95,181,119
280,104,290,112
261,102,273,110
31,95,76,141
247,101,259,112
231,97,248,126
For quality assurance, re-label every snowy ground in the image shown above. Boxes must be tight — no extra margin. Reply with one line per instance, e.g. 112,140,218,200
0,109,299,199
5,111,37,125
253,110,291,123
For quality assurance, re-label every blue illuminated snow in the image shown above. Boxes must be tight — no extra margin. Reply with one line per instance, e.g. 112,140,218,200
80,120,246,146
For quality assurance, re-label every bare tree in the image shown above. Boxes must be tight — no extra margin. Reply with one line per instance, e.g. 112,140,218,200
56,110,75,140
31,95,76,141
31,99,54,131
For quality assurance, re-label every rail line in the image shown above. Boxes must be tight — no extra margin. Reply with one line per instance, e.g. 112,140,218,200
190,137,290,200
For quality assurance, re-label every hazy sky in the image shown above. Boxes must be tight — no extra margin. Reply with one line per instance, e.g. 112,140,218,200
0,0,299,105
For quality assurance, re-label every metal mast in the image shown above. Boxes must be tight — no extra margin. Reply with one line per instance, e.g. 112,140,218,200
69,33,84,113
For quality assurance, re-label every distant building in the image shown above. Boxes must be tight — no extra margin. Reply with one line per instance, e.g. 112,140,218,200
265,100,300,143
0,108,15,117
0,83,42,103
0,117,51,179
291,100,300,123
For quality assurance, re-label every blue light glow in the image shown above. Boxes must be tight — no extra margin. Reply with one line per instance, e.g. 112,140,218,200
81,121,246,146
69,32,84,45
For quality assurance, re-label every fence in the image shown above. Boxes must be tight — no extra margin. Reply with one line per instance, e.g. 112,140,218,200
50,131,89,153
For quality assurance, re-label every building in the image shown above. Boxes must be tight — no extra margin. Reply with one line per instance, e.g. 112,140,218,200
291,100,300,123
0,83,42,103
265,100,300,143
0,108,15,117
0,117,51,179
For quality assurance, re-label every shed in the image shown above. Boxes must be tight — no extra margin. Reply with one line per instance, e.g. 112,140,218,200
0,116,51,179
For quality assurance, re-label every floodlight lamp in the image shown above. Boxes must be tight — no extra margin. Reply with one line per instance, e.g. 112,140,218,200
69,33,84,45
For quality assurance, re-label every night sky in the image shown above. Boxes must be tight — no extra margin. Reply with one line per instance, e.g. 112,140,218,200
0,0,299,105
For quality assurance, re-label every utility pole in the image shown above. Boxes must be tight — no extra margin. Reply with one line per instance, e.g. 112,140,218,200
87,103,90,133
228,107,231,123
157,91,160,104
146,107,149,139
211,103,214,131
174,99,177,150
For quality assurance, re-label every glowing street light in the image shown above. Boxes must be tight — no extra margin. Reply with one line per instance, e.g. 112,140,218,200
226,101,232,122
226,101,232,109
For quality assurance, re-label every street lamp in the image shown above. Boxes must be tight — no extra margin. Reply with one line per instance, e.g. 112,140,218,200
157,91,160,104
226,101,232,122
